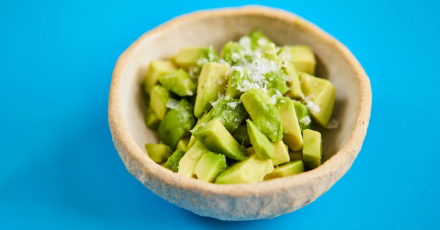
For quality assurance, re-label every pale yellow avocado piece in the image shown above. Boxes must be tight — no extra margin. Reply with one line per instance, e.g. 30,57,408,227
300,72,336,127
194,62,230,118
275,97,303,151
272,141,290,166
174,47,206,70
286,46,316,75
143,60,177,94
176,137,190,151
215,154,273,184
283,60,303,99
302,129,322,169
177,141,208,178
264,160,304,180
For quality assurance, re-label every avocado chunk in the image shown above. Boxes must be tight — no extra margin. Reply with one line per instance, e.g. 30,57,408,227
225,66,249,99
187,112,211,150
283,59,303,99
220,42,244,66
204,97,248,133
259,44,289,95
143,60,177,94
144,107,161,130
194,62,230,118
247,120,274,160
145,143,173,164
159,69,196,97
150,85,170,120
272,140,290,166
240,88,283,142
275,97,303,151
177,141,208,177
264,160,304,180
194,152,227,182
245,30,272,50
302,129,322,169
164,150,186,172
232,125,250,147
215,154,274,184
300,72,335,127
174,47,219,76
285,46,316,75
158,99,195,149
293,100,312,133
192,118,248,161
289,151,303,161
176,137,190,151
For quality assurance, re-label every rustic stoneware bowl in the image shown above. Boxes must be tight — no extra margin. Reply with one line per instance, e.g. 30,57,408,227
108,6,372,221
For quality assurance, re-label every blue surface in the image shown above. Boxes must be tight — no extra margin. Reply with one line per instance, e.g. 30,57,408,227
1,0,439,229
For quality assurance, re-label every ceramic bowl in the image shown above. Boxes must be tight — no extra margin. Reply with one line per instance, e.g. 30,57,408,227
108,6,372,221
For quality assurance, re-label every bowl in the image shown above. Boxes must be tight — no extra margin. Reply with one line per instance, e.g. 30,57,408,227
108,6,372,221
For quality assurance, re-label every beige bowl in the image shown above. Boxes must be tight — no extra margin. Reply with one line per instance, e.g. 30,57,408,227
108,6,372,221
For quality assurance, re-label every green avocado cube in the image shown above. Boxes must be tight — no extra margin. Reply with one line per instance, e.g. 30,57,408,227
272,140,290,166
225,66,249,99
150,85,170,120
289,151,303,161
300,72,335,127
204,97,248,133
158,99,195,149
247,120,274,160
264,160,304,180
175,47,219,76
240,88,283,142
194,152,227,183
159,69,196,97
285,46,316,75
302,129,322,169
176,137,190,151
246,30,272,50
143,60,177,94
220,42,244,66
177,141,208,177
192,118,248,161
215,154,274,184
145,143,173,164
232,125,250,147
194,62,230,118
264,69,289,95
144,107,161,130
275,97,303,151
283,59,303,99
293,100,312,133
164,150,186,172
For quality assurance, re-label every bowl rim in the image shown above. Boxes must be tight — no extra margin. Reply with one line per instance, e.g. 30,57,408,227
108,5,372,197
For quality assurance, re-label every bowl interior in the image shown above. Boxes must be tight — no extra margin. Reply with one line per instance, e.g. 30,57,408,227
118,11,360,163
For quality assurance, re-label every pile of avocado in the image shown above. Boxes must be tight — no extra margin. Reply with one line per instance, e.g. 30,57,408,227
142,30,336,184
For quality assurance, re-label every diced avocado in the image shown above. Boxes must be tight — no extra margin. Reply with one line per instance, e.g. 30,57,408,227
150,85,170,120
145,143,173,164
187,136,197,150
158,99,195,149
264,160,304,180
177,141,208,177
144,107,160,130
247,120,274,160
215,154,274,184
289,151,303,161
293,100,312,133
300,72,335,127
232,125,250,147
143,60,177,94
159,69,196,97
302,129,322,169
164,150,186,172
247,30,272,50
194,62,230,118
246,146,255,155
192,118,248,161
272,140,290,166
285,46,316,75
225,66,249,99
260,44,289,95
275,97,303,151
240,88,283,142
204,97,248,133
176,137,190,151
220,42,244,66
174,47,219,76
187,112,211,150
283,60,303,99
194,152,227,182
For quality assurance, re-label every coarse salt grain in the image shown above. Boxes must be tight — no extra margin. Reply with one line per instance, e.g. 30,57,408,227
227,101,240,109
299,116,311,125
166,99,180,109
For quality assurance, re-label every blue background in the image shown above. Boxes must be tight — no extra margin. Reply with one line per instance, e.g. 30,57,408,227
1,0,439,229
